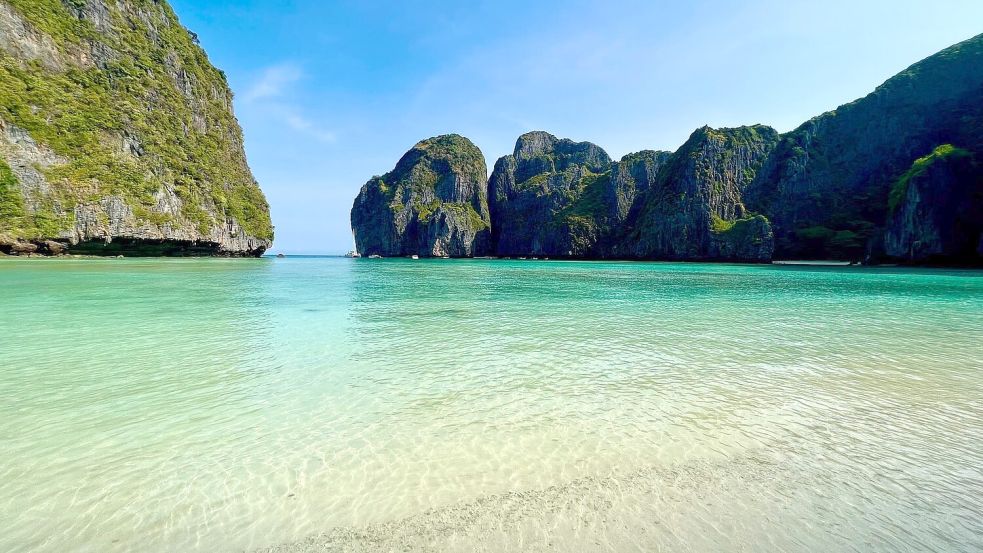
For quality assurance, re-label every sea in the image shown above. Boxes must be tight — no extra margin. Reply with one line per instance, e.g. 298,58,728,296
1,256,981,552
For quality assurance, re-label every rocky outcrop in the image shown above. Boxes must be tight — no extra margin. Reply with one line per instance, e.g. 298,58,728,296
883,145,982,264
488,131,613,257
428,127,773,262
350,33,983,265
623,125,779,261
746,33,983,262
0,0,272,256
351,134,491,257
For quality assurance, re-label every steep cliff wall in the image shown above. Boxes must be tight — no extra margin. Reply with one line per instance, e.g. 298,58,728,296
351,134,491,257
883,145,982,264
624,125,778,261
746,33,983,262
488,131,612,257
351,33,983,265
0,0,272,256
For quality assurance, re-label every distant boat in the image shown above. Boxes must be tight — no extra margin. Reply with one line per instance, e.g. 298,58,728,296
276,253,285,258
368,254,382,259
345,250,361,258
410,255,419,260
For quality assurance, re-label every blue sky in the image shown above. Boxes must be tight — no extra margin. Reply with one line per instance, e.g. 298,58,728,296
169,0,983,254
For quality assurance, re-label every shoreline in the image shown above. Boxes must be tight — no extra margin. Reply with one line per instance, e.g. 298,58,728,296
5,253,983,270
4,251,983,270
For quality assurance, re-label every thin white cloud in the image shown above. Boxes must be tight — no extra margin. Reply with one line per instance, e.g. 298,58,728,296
243,63,303,103
242,62,337,143
284,112,336,143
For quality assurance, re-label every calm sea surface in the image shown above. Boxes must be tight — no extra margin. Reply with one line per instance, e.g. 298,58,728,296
1,257,981,552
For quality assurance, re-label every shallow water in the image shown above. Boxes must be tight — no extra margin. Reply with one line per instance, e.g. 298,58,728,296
1,257,981,552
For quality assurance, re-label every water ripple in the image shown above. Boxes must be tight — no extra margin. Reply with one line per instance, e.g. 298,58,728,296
0,258,980,553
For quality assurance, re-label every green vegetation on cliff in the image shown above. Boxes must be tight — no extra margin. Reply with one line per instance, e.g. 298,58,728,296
351,134,491,257
0,0,272,243
0,158,24,232
557,170,611,222
379,134,486,202
711,214,769,246
889,144,972,212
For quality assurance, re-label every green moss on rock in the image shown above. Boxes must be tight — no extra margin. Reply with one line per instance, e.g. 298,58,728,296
0,0,273,248
0,158,25,235
889,144,971,212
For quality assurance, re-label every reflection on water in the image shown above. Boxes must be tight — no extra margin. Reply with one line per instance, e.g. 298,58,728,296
1,257,981,552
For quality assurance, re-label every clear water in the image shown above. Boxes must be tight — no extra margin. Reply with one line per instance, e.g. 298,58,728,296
1,257,981,553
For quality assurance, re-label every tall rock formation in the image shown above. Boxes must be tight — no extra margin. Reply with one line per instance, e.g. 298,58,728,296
351,134,491,257
350,33,983,265
0,0,272,256
746,33,983,262
883,145,983,263
624,125,779,261
488,131,612,257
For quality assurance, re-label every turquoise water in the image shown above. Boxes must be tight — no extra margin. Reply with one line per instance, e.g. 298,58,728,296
1,257,981,552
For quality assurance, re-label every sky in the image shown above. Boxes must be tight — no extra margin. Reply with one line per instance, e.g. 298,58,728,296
168,0,983,255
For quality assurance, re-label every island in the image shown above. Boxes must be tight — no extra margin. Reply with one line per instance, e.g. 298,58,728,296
352,34,983,266
0,0,273,256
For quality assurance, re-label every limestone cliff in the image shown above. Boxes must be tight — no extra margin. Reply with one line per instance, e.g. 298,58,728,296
351,134,490,257
0,0,272,256
350,33,983,265
746,33,983,262
883,145,982,264
624,125,778,261
488,131,612,257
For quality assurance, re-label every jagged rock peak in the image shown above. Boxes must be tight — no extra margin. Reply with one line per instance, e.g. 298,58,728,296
350,134,491,258
512,131,611,175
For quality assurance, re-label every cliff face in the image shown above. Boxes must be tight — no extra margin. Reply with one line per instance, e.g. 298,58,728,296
624,125,778,261
351,134,491,257
0,0,272,256
746,33,983,262
883,145,983,263
350,33,983,265
488,131,612,257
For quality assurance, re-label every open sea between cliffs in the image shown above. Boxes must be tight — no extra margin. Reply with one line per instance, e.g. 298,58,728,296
1,257,981,552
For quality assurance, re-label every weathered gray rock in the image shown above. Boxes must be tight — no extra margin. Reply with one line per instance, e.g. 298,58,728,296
0,0,272,257
489,131,612,257
624,125,779,262
351,135,491,257
884,146,982,264
0,2,63,70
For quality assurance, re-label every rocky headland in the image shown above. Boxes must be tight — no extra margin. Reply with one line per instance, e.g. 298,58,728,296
351,33,983,265
351,134,491,258
0,0,272,256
